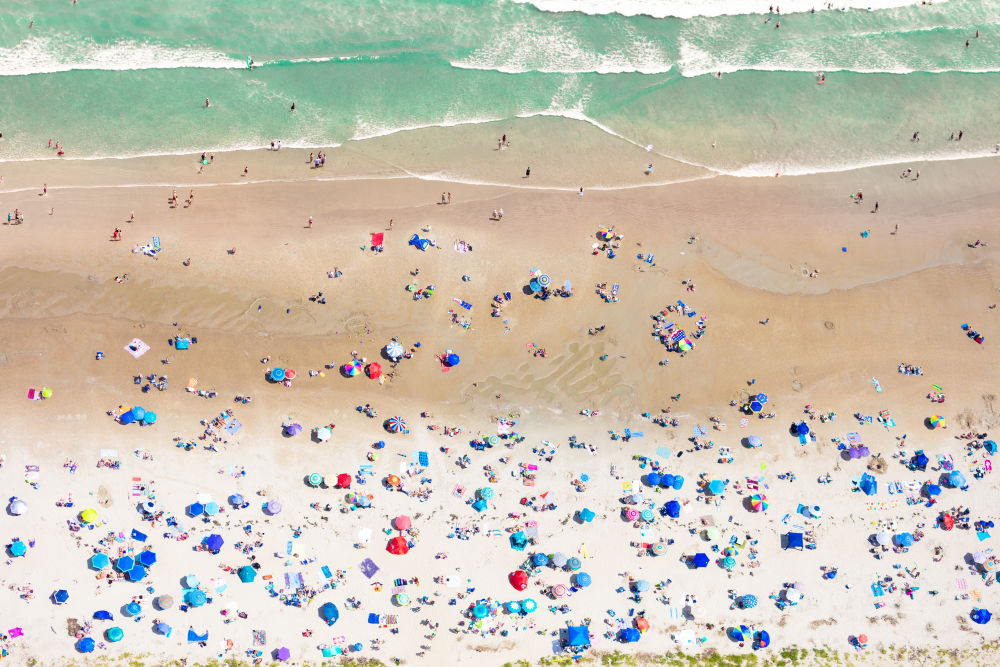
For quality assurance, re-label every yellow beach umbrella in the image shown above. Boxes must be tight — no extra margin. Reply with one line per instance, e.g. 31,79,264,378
80,508,98,523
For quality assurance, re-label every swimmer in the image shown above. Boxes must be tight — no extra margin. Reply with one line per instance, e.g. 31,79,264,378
205,98,210,108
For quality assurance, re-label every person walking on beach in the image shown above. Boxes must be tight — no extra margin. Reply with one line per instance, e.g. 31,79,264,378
525,167,530,178
912,131,919,142
308,216,313,228
873,201,879,214
42,183,46,196
447,192,451,204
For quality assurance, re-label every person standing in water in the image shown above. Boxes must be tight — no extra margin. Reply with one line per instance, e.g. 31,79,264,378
205,98,210,108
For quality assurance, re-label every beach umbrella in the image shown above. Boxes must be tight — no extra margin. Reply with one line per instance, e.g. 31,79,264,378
940,514,955,530
90,553,110,569
598,227,614,240
285,369,296,380
137,551,157,568
640,508,655,522
747,435,763,448
188,502,205,517
506,601,521,614
394,592,411,606
537,274,551,287
985,559,998,573
270,368,286,382
124,601,141,616
707,480,726,495
796,422,810,435
93,610,114,620
973,550,989,564
477,487,494,501
115,555,134,572
314,425,332,442
529,281,541,292
265,500,282,515
972,608,992,625
53,589,69,604
672,475,685,490
336,473,352,488
385,341,405,360
185,589,207,607
228,494,244,506
77,637,95,653
131,406,145,421
8,498,27,515
552,584,568,598
859,474,877,496
387,536,409,555
487,435,499,447
127,565,146,581
630,492,645,504
119,411,137,425
949,470,967,489
749,401,763,413
445,353,460,367
276,647,291,661
929,415,945,428
106,627,124,642
858,445,870,457
140,500,157,514
238,565,257,583
509,570,528,591
848,446,863,459
472,604,489,619
184,574,200,587
646,472,661,487
366,362,382,379
320,602,340,623
692,553,710,568
665,500,681,518
551,552,568,568
651,542,668,557
394,515,412,531
579,508,596,523
925,484,941,497
750,494,768,512
661,473,675,487
155,595,173,610
785,589,803,602
625,508,640,521
758,630,771,648
575,572,592,587
155,622,172,636
741,594,759,609
386,416,406,433
356,495,371,507
342,362,360,377
10,540,27,557
567,557,582,570
635,617,651,632
722,556,737,570
703,527,721,541
895,532,915,547
284,423,302,436
203,534,224,552
619,628,641,643
522,598,537,613
307,472,323,487
204,502,220,516
142,411,157,425
533,553,549,567
633,579,651,593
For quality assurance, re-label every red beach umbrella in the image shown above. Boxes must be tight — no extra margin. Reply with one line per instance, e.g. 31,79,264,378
336,473,352,488
387,536,409,555
508,570,528,591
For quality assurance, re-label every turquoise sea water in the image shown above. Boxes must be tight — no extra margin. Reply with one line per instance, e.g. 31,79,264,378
0,0,997,177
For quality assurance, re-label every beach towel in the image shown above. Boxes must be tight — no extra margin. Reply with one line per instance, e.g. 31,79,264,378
225,419,241,435
656,447,672,459
693,425,706,437
872,377,882,393
131,529,147,542
453,299,472,310
871,582,884,597
124,338,150,359
153,235,161,250
359,558,379,578
739,418,749,428
367,613,380,624
798,434,809,444
417,451,429,467
26,388,42,400
356,528,372,545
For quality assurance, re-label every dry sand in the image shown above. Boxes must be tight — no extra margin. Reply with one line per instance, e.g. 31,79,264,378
0,142,998,666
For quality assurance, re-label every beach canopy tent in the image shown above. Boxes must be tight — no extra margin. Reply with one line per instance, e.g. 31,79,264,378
320,602,340,624
77,637,95,653
579,508,596,523
238,565,257,583
692,553,710,568
618,628,641,643
566,626,591,647
408,234,430,251
785,532,805,550
859,473,878,496
509,570,528,591
972,608,992,625
665,500,681,518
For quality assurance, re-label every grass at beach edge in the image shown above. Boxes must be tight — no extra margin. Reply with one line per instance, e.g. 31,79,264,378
40,643,1000,667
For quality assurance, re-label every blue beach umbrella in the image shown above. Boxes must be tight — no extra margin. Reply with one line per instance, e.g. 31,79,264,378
124,602,141,616
229,494,244,506
692,553,710,568
949,470,967,488
115,555,134,572
10,540,27,557
445,353,460,366
521,598,537,613
646,472,661,487
506,600,521,614
185,589,207,607
90,553,110,570
204,502,221,516
924,484,941,497
53,589,70,604
131,406,145,421
320,602,340,624
472,604,489,619
93,610,114,620
741,594,759,609
575,572,592,587
707,480,726,495
77,637,96,653
127,565,147,581
188,502,205,517
142,411,157,424
672,475,684,490
238,565,257,583
665,500,681,518
972,608,992,625
532,553,549,567
137,550,157,567
579,508,596,523
203,534,224,552
796,422,810,435
632,579,650,592
270,368,285,382
895,532,914,547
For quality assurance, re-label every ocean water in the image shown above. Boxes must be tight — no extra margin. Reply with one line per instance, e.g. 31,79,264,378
0,0,997,178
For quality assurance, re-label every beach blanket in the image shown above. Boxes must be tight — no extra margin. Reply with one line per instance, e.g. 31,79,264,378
153,235,161,250
453,298,472,310
656,447,672,459
371,232,384,247
225,419,241,435
356,527,372,545
124,338,150,359
453,240,470,253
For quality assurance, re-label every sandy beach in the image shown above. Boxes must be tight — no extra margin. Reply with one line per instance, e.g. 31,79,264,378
0,139,999,666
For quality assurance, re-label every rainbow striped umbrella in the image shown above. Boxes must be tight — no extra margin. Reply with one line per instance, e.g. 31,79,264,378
750,494,768,512
386,416,406,434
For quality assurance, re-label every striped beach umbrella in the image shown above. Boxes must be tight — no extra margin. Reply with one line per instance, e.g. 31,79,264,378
750,494,768,512
929,415,945,428
308,473,323,487
552,584,568,598
477,487,494,500
537,274,551,287
270,368,285,382
386,416,406,434
567,557,582,571
640,509,655,522
651,542,667,556
625,508,640,521
154,595,173,610
722,556,737,570
487,435,499,446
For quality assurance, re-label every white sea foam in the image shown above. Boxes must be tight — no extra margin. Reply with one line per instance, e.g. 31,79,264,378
512,0,943,19
0,35,244,76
